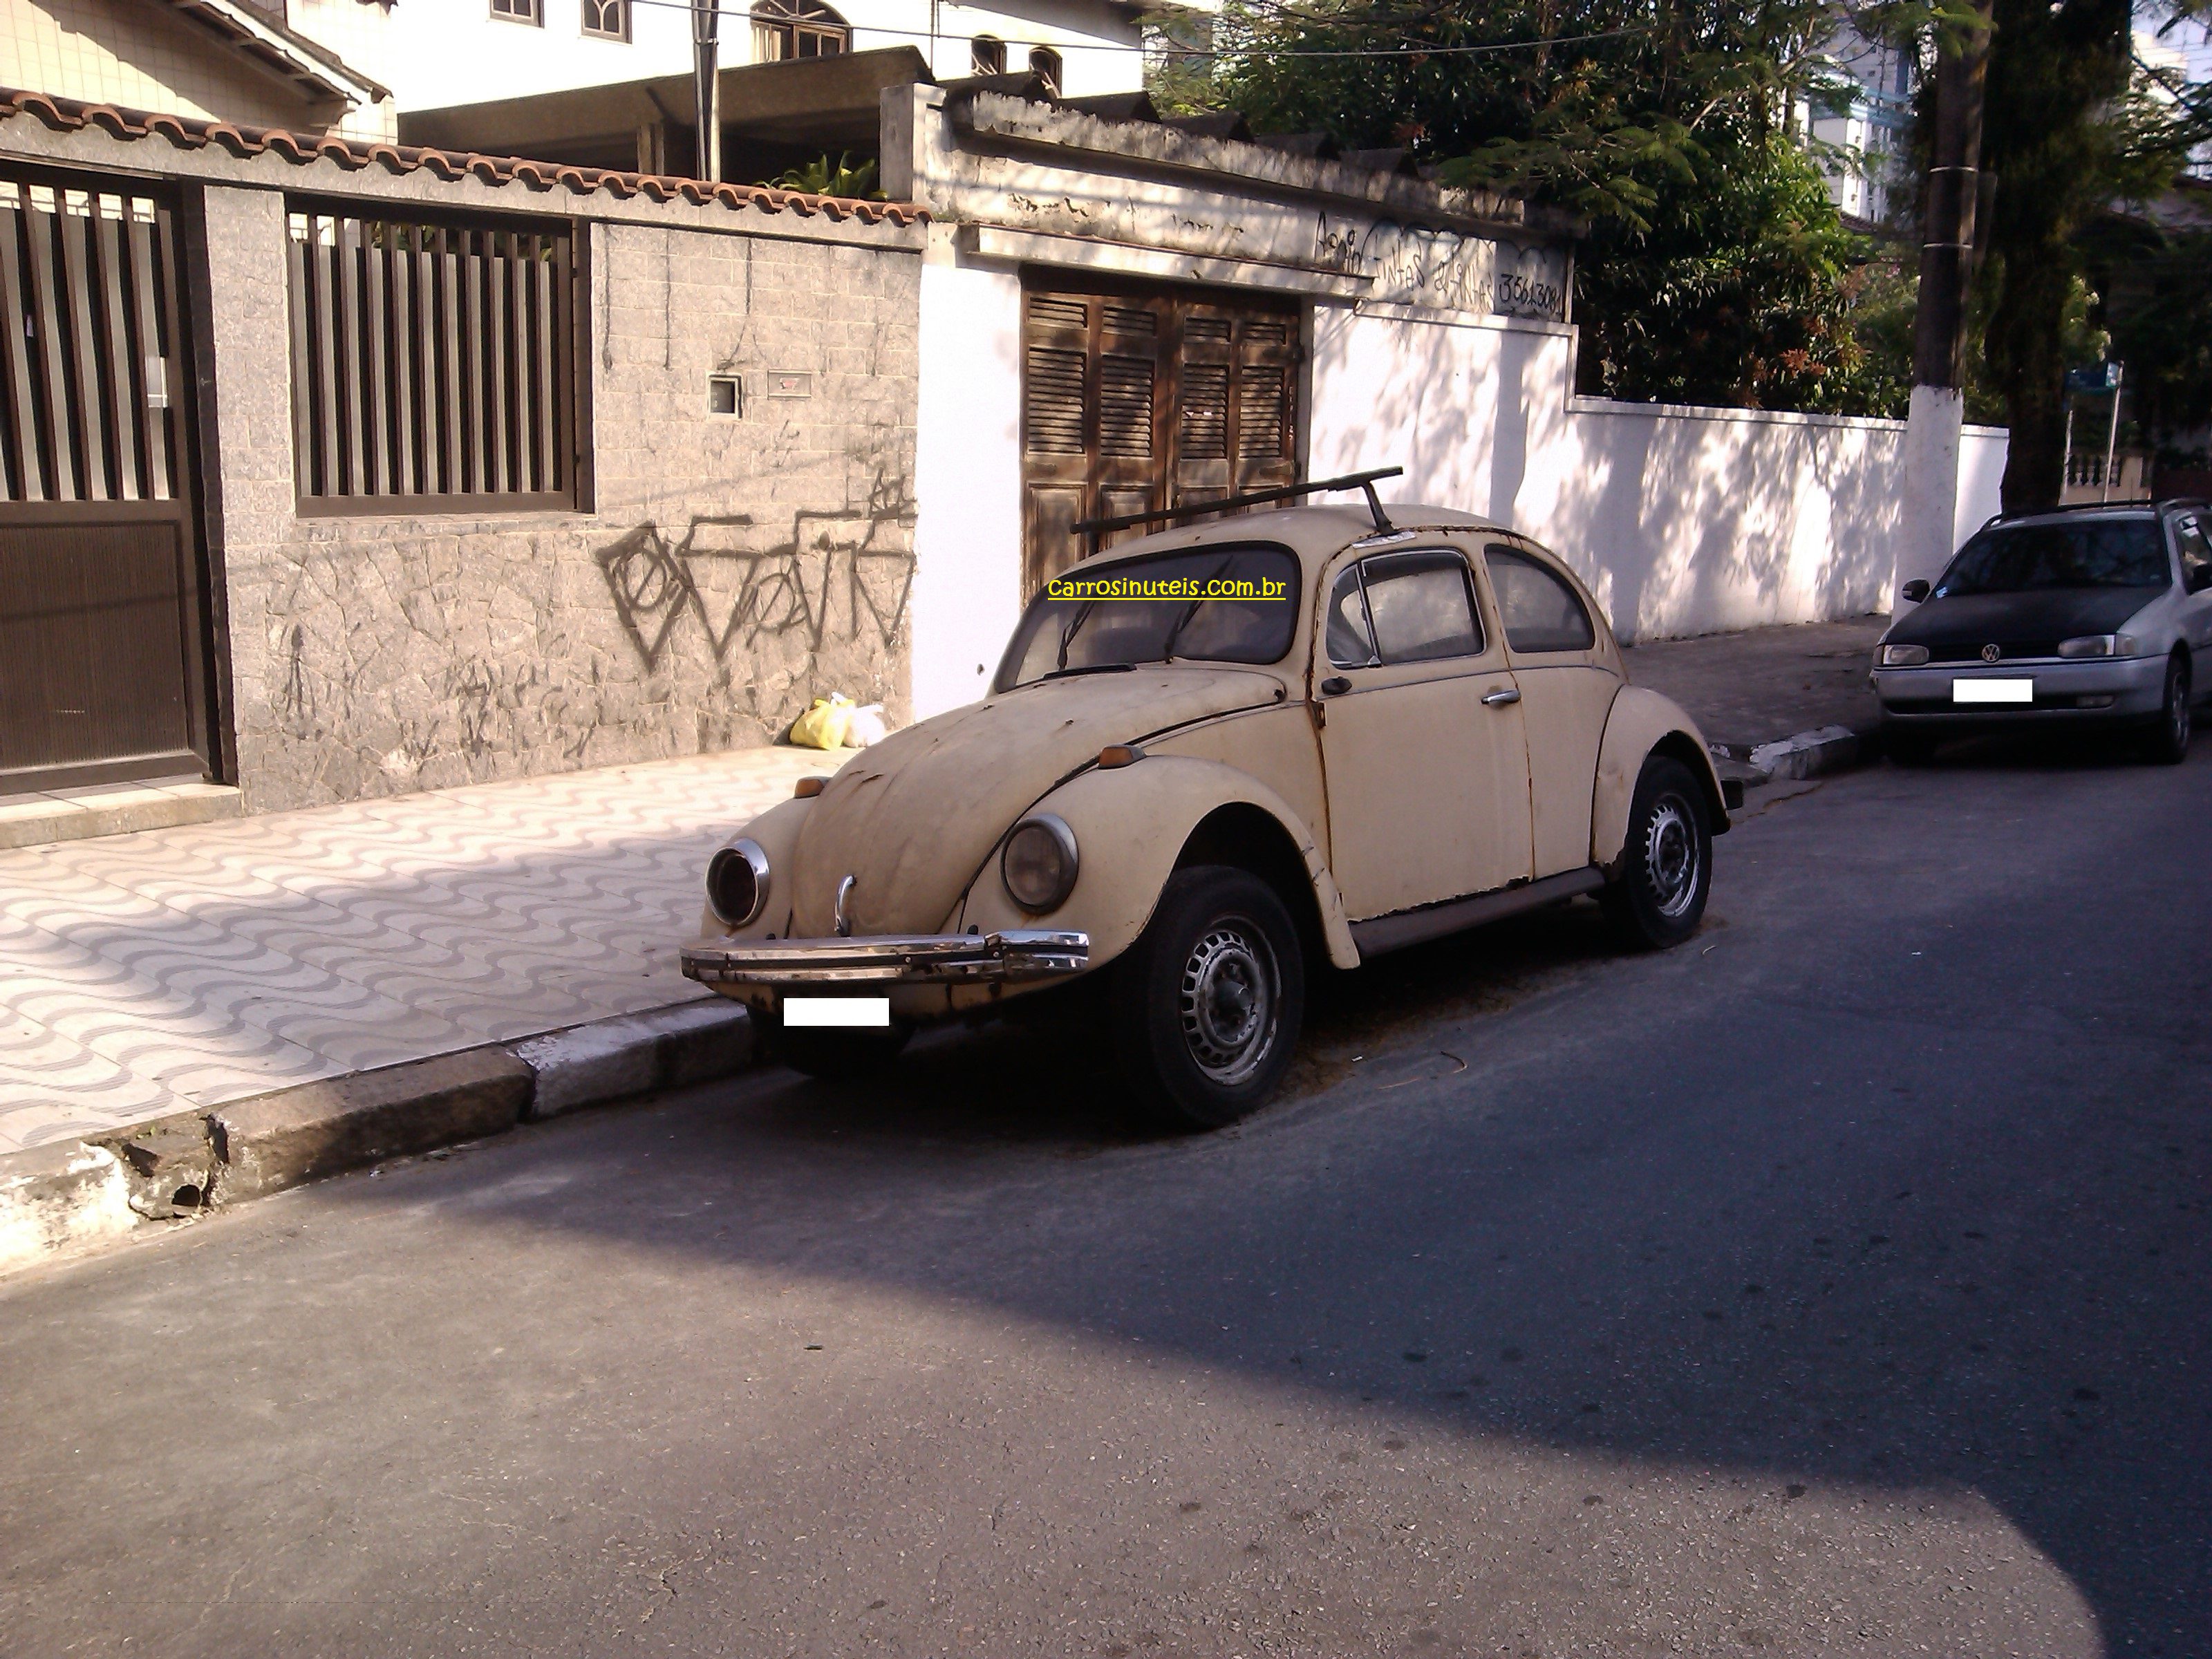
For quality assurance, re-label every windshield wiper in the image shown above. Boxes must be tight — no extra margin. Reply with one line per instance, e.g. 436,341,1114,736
1040,662,1138,682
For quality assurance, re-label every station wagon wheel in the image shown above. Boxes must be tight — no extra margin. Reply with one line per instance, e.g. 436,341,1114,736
1602,756,1713,950
2144,655,2191,765
1111,866,1305,1131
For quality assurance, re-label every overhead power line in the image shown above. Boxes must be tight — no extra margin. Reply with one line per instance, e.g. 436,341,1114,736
621,0,1654,61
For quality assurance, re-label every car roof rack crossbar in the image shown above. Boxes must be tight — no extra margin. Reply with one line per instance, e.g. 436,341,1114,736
1985,496,2165,525
1069,467,1404,554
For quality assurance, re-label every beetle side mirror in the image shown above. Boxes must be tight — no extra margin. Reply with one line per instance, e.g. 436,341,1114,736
1320,676,1352,696
1900,579,1931,603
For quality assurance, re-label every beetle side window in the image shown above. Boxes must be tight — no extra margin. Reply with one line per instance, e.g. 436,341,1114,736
2176,514,2212,594
1360,550,1484,664
1486,546,1596,653
1326,567,1378,667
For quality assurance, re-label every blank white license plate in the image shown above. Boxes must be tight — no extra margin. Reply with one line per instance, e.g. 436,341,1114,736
1953,678,2033,704
784,996,891,1028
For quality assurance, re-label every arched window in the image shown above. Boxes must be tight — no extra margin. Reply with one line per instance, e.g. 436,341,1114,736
751,0,849,62
969,35,1006,75
1028,46,1062,94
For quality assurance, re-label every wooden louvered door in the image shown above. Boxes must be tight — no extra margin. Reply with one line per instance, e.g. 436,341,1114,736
1020,279,1301,598
0,167,216,795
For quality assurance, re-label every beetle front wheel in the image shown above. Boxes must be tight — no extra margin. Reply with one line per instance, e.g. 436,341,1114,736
1109,866,1304,1131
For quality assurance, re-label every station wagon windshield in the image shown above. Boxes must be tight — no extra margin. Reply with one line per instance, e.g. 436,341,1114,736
995,546,1303,691
1935,518,2170,597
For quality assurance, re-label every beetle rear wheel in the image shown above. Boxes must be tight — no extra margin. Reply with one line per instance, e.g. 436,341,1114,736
1110,866,1304,1131
1601,756,1713,950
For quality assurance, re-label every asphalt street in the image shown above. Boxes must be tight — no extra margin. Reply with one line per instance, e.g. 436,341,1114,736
3,739,2208,1658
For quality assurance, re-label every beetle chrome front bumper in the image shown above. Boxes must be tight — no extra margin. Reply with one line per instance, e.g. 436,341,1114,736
681,930,1089,987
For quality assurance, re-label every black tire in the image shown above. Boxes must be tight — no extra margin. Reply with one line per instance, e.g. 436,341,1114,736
1109,866,1304,1132
2144,655,2192,765
1602,756,1714,950
762,1006,912,1081
1885,727,1939,767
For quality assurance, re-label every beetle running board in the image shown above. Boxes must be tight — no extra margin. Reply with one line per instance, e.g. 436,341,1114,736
1348,867,1607,959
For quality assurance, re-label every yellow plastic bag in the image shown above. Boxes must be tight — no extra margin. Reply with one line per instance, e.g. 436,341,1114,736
788,693,856,750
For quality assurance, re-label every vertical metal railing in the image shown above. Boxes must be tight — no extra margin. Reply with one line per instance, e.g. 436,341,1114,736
286,208,573,511
0,182,180,506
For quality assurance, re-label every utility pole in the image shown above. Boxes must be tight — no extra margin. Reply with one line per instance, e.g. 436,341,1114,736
2099,362,2125,503
1893,0,1994,611
692,0,721,184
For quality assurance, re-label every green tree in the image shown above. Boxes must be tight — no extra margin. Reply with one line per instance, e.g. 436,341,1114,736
1962,0,2193,506
1168,0,1904,410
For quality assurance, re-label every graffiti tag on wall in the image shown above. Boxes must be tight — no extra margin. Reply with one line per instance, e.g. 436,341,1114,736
595,510,915,674
1313,214,1568,321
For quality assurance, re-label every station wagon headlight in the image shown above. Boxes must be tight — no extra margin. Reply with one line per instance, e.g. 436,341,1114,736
1002,814,1079,913
2057,633,2139,659
1879,644,1929,666
706,838,770,928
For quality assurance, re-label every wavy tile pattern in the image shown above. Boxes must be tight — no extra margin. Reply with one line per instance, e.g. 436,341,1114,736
0,749,841,1153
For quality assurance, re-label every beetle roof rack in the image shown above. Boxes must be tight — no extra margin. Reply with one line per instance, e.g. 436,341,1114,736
1069,467,1404,554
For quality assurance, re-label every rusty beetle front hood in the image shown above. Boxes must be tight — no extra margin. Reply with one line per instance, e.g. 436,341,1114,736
785,666,1288,937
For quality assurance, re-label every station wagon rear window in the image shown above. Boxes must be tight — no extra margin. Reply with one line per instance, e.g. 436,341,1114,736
995,546,1303,690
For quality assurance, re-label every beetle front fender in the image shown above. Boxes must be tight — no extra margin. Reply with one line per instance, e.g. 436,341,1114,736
953,756,1361,971
1592,687,1731,871
696,792,816,940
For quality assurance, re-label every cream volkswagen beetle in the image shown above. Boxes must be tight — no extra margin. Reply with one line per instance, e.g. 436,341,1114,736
682,473,1736,1129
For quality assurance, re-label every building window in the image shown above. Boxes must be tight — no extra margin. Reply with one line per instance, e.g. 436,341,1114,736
1029,46,1062,94
285,207,579,513
970,35,1005,75
751,0,849,62
490,0,541,24
581,0,628,40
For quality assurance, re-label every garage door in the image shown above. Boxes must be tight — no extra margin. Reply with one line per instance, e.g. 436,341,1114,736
1020,280,1300,596
0,168,215,796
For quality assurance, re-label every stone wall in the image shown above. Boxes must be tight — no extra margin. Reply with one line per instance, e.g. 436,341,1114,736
202,188,920,814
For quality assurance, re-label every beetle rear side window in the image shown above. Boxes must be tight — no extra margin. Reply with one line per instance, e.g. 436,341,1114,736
1486,546,1596,653
1361,550,1483,664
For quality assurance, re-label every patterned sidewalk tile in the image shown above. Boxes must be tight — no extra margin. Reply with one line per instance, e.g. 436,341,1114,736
0,746,842,1154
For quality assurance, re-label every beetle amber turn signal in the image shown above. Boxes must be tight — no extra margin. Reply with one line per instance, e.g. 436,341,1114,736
1097,745,1144,769
794,775,828,798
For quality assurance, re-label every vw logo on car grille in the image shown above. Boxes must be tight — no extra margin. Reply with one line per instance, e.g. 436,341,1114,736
1981,644,2002,663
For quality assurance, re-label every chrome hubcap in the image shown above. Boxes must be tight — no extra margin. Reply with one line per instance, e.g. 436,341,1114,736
1644,792,1702,919
1179,917,1279,1085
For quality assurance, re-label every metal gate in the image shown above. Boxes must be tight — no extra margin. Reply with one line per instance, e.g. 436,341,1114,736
0,167,214,796
1020,277,1300,597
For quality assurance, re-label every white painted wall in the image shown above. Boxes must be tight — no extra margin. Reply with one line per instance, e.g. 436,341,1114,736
909,267,2011,718
371,0,1141,116
909,236,1025,716
1309,301,2009,645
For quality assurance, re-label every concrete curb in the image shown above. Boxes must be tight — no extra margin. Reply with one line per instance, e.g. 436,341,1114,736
1715,720,1882,798
0,995,755,1281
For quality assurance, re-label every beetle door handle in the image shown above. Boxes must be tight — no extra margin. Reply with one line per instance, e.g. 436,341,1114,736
1320,676,1351,695
1481,687,1521,706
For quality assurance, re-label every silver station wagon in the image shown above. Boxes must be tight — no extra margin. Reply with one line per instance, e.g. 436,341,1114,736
1874,500,2212,764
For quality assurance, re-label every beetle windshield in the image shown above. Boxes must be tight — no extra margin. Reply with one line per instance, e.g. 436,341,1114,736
994,546,1302,691
1936,518,2170,597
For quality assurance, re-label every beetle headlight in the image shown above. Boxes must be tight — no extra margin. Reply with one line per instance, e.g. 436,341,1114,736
1002,814,1079,913
2057,633,2139,659
706,838,770,928
1879,643,1929,666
